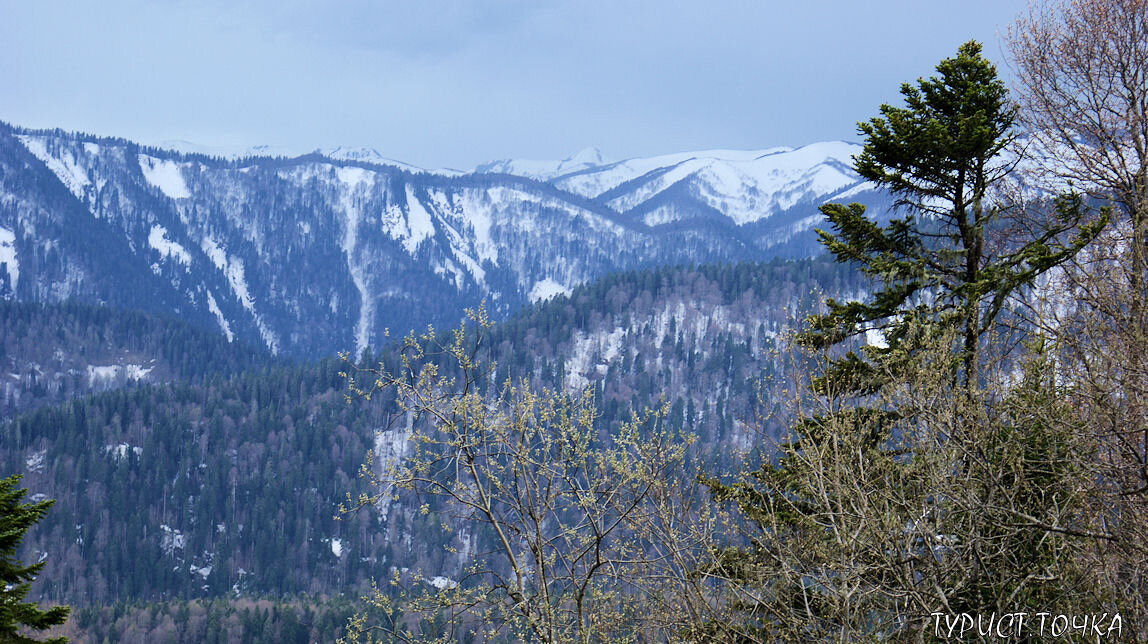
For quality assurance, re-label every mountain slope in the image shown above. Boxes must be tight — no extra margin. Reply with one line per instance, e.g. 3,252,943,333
0,122,889,358
0,300,274,416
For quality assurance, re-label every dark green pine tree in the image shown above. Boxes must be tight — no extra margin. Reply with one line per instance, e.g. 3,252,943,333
800,40,1103,404
0,474,69,643
700,42,1108,640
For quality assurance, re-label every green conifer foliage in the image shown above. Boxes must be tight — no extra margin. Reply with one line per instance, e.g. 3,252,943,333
701,41,1111,639
802,41,1103,397
0,474,69,643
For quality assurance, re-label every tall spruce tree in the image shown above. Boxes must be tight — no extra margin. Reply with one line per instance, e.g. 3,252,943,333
0,474,69,643
800,40,1102,401
701,42,1109,639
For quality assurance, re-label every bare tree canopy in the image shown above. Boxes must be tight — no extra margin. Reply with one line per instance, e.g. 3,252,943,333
1009,0,1148,227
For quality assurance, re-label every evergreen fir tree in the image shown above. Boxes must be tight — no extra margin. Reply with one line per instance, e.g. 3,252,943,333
701,41,1109,639
0,474,69,643
800,40,1103,401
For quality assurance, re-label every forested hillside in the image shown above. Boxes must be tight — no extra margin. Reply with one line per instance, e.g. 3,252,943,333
3,259,859,635
0,301,274,416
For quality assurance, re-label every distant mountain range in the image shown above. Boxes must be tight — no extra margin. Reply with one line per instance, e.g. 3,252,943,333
0,121,889,358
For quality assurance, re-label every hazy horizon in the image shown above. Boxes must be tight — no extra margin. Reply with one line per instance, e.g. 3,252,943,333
3,1,1027,170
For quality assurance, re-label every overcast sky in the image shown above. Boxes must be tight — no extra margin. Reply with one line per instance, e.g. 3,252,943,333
1,1,1028,170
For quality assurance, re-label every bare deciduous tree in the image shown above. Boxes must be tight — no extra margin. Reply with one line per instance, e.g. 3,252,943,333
1010,2,1148,632
704,328,1108,641
1009,0,1148,245
336,306,712,643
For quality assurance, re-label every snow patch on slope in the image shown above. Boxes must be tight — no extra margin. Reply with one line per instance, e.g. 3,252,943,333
87,364,154,386
17,135,92,200
529,278,569,303
373,419,413,523
105,444,143,460
148,225,192,265
205,290,233,342
138,155,191,199
403,186,434,253
25,450,46,473
428,189,498,266
201,236,279,354
160,525,185,554
564,327,627,392
337,166,375,358
0,227,17,291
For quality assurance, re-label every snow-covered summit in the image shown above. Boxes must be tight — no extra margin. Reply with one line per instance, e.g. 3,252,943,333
319,146,457,174
474,147,612,180
478,141,870,226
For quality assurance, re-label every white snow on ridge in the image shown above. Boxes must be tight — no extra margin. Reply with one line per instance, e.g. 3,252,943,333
0,226,17,291
606,161,700,213
488,141,866,225
476,147,611,181
138,155,191,199
148,225,192,265
16,135,92,200
325,147,440,174
553,146,791,200
831,180,879,201
604,142,863,224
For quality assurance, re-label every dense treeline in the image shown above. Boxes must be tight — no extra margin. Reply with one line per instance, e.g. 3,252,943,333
44,596,366,643
5,357,381,606
0,300,275,416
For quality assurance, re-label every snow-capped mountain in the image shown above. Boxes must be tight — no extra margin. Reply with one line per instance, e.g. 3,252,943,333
475,147,612,180
0,122,888,358
481,142,874,227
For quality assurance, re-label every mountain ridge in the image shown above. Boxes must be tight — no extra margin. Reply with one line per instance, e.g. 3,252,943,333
0,121,890,358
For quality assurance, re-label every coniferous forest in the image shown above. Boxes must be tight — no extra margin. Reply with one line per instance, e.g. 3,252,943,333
2,1,1147,641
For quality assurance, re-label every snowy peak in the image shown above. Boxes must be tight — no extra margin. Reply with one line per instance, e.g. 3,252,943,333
473,146,612,180
320,146,441,174
480,141,870,226
562,146,609,171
